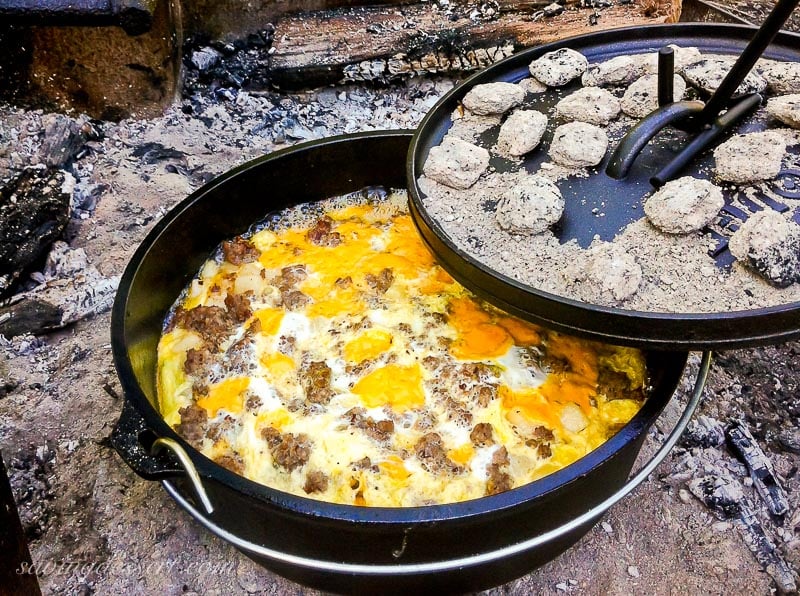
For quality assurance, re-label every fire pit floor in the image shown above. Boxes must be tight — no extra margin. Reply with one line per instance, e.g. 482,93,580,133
1,57,799,594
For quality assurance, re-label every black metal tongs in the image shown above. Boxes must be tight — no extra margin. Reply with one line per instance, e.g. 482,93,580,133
606,0,800,187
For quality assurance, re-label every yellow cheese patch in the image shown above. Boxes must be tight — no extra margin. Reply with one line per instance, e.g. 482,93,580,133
254,307,284,335
379,455,411,481
305,286,365,318
448,443,475,466
500,385,563,432
197,377,250,416
351,363,425,411
448,296,513,360
344,329,393,363
260,352,296,380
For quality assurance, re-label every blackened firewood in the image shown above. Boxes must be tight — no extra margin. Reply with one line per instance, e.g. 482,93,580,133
737,499,797,593
0,242,118,337
777,429,800,455
681,415,726,448
269,0,679,89
688,474,744,519
0,297,63,338
727,420,790,518
689,474,797,593
37,115,100,169
0,167,72,298
131,142,186,164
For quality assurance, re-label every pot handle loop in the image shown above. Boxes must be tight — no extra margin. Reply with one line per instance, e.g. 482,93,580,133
111,401,185,479
151,438,215,516
111,402,214,515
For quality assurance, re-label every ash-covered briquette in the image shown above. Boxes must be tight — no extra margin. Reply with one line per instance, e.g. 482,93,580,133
528,48,588,87
462,82,525,116
554,86,620,126
449,109,502,142
580,44,701,87
581,54,651,87
682,57,768,96
728,210,800,288
561,243,642,306
495,175,564,234
758,59,800,94
423,135,490,190
548,121,608,168
643,177,724,235
620,73,687,119
713,130,787,184
766,94,800,129
495,110,548,157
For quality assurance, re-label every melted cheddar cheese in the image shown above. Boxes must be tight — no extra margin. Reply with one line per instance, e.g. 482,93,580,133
157,189,648,507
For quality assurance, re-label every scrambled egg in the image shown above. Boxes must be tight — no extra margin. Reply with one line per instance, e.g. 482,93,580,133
157,190,648,507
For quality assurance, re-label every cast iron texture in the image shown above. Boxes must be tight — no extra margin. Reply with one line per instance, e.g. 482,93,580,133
111,130,688,593
408,24,800,351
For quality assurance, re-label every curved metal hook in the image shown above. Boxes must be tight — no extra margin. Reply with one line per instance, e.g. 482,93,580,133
151,437,215,515
606,100,705,180
651,93,762,187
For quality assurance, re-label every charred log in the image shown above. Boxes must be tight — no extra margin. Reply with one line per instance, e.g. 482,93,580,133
726,420,790,518
38,114,101,168
689,474,797,593
269,0,679,89
0,167,73,298
0,297,63,338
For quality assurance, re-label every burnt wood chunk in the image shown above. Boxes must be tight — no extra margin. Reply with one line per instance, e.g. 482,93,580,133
269,0,679,89
726,420,790,517
0,167,71,298
0,297,63,338
689,474,796,593
38,114,99,168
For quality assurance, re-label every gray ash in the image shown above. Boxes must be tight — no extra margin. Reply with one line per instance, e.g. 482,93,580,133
8,444,57,540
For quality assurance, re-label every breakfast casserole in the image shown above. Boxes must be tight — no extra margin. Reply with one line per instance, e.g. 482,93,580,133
157,189,649,507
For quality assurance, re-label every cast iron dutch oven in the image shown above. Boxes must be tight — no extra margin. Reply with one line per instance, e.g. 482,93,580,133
111,130,700,593
408,23,800,351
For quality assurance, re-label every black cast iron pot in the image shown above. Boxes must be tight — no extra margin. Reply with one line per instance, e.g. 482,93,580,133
408,24,800,350
111,130,695,593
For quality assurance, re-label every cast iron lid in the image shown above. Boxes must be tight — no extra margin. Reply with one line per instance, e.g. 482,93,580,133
407,23,800,351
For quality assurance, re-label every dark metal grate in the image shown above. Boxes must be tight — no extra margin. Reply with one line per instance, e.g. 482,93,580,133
706,168,800,266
